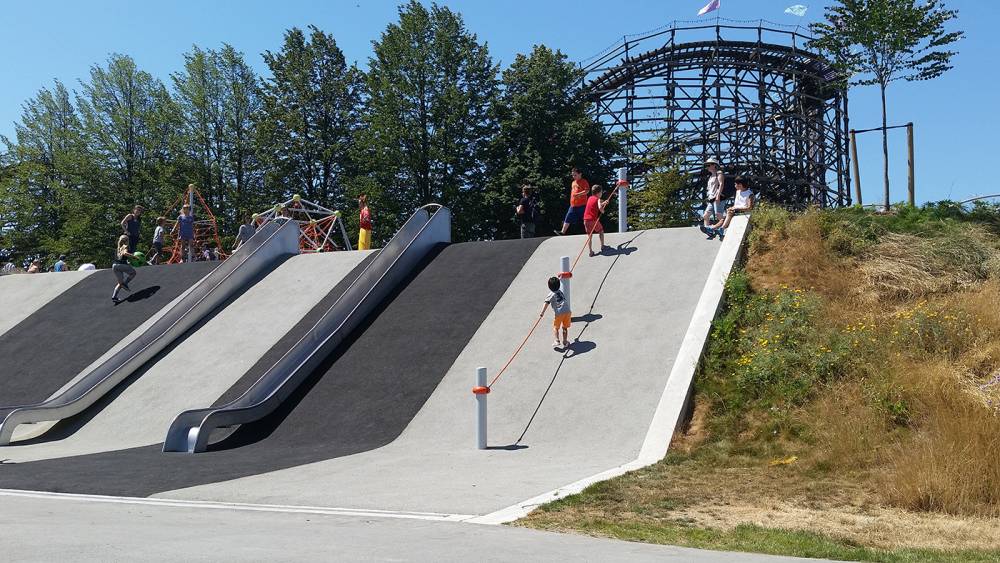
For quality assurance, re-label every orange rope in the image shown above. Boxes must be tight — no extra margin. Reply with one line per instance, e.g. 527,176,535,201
488,313,545,388
488,191,618,390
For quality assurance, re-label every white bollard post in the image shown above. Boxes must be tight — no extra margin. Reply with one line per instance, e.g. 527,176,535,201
617,167,628,233
559,255,571,312
474,367,488,449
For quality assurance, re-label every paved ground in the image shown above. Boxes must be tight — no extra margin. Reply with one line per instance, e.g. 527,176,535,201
0,492,825,562
1,252,371,461
0,239,543,494
158,229,720,516
0,262,216,412
0,270,93,337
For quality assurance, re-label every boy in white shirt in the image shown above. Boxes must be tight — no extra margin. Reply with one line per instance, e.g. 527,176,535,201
710,176,754,240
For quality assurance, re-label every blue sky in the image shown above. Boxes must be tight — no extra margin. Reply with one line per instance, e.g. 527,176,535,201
1,0,995,204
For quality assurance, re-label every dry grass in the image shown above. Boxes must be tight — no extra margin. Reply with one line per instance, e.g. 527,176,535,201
860,229,997,301
522,208,1000,557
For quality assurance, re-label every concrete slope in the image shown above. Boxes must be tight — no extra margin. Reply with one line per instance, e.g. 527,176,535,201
0,262,216,407
0,271,94,337
156,228,721,515
1,251,372,462
0,238,543,495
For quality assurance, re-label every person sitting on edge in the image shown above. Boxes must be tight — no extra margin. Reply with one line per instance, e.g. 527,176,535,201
150,217,166,265
541,276,571,350
358,194,373,250
121,204,143,253
178,204,195,262
584,184,616,257
26,260,41,274
53,255,68,272
555,167,589,235
233,215,256,252
709,176,754,241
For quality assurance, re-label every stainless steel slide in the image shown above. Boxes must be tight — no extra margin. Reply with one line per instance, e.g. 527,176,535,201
162,204,451,453
0,220,300,445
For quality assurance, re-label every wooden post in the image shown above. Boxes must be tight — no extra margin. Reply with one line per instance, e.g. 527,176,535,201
906,123,915,207
849,130,862,206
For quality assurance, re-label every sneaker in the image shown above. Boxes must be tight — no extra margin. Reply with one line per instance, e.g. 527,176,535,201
589,251,596,257
112,297,121,305
718,229,726,241
563,339,570,348
553,340,562,350
553,230,564,236
699,225,716,239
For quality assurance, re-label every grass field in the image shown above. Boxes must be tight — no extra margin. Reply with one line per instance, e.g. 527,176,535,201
519,202,1000,560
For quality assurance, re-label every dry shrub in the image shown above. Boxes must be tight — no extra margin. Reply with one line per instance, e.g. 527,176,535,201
806,381,888,470
747,210,853,299
882,360,1000,517
860,229,997,301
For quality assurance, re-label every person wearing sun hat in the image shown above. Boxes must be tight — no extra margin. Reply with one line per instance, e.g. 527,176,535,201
699,157,725,239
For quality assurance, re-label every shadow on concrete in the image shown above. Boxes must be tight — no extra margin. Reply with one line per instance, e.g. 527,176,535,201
571,313,602,323
486,444,528,451
124,285,161,303
564,339,596,357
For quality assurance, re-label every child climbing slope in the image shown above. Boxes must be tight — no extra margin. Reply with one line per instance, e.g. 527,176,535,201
542,276,571,350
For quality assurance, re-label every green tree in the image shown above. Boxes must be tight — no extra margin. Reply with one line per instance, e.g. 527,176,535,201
488,45,622,238
629,136,690,230
809,0,963,209
1,81,88,263
359,0,498,240
76,53,183,264
257,26,363,211
172,44,263,227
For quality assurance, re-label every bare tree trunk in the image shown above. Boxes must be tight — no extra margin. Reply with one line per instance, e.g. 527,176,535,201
880,82,890,211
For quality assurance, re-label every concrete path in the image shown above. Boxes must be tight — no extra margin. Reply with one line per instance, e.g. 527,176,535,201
0,270,93,337
0,491,824,562
159,228,722,516
2,252,370,461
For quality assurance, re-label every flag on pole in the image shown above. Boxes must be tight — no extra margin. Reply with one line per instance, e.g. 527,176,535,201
785,4,808,17
698,0,720,16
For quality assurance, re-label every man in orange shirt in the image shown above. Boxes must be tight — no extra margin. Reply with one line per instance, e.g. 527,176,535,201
555,167,590,235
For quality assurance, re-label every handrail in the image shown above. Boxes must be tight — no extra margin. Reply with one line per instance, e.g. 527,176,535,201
163,204,451,453
0,219,300,445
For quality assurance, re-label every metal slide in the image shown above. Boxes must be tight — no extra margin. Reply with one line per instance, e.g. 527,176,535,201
163,204,451,453
0,220,300,445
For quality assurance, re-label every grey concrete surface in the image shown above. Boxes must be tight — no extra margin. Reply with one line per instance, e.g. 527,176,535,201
0,493,825,562
0,270,93,337
159,228,722,516
3,251,370,461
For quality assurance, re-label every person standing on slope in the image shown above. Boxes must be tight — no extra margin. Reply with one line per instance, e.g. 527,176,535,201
555,167,589,236
699,158,725,239
358,194,373,250
121,205,144,253
111,234,137,304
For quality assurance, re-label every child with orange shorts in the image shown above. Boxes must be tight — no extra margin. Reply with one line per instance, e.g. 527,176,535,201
542,276,571,349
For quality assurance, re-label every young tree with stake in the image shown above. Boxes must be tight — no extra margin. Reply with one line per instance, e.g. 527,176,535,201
809,0,963,210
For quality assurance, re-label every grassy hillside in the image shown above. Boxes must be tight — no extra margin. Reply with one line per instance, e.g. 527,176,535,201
520,202,1000,560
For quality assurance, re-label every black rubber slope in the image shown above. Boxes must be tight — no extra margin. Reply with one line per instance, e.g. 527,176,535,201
0,262,216,407
0,238,543,496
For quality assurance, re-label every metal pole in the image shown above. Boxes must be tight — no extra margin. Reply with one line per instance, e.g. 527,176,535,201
849,131,862,206
616,167,628,233
559,256,571,313
475,367,488,449
187,184,195,262
907,123,915,207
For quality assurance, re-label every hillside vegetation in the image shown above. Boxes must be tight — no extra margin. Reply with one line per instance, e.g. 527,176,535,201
521,203,1000,561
